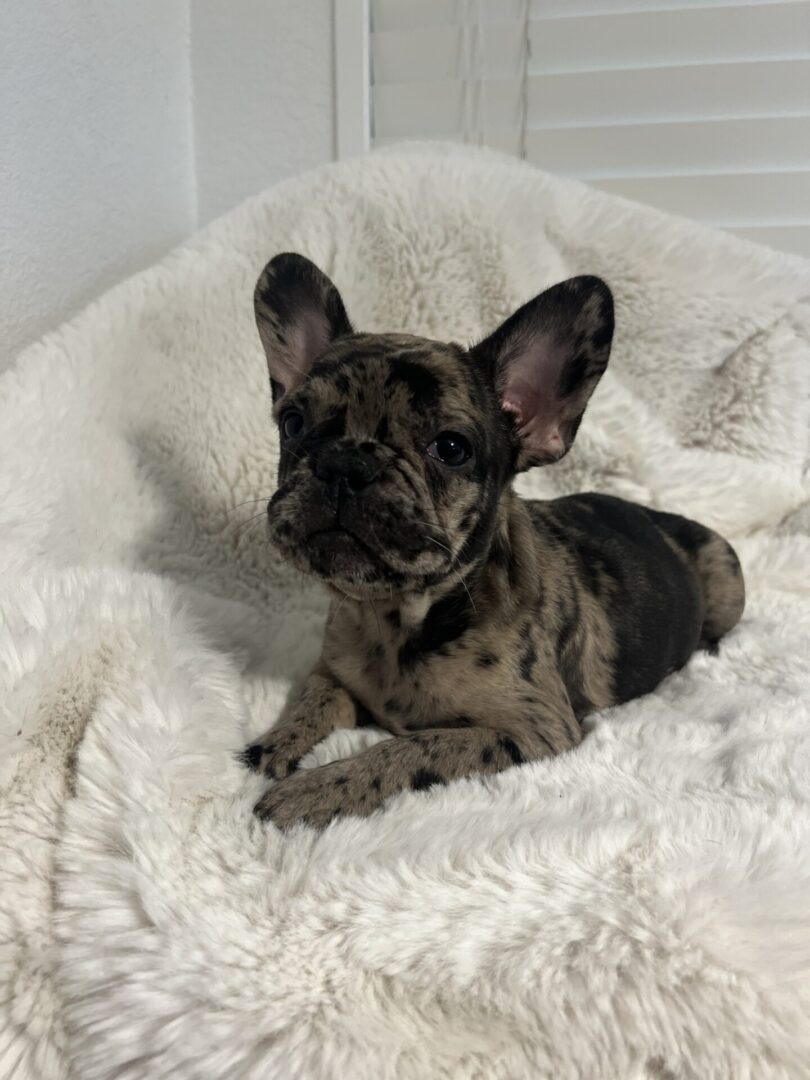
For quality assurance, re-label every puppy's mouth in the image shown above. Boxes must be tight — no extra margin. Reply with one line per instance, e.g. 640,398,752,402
266,478,451,592
306,525,387,568
292,521,405,590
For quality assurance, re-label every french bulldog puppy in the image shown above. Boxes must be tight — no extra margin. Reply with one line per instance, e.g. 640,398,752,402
244,253,745,828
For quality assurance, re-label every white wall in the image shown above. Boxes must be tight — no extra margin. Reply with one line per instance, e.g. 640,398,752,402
191,0,336,225
0,1,196,364
1,1,337,366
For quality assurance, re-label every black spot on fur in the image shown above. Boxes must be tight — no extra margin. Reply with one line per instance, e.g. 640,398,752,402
286,757,300,776
334,775,348,786
240,744,264,771
476,651,497,668
410,768,443,792
372,777,381,791
354,700,376,727
334,372,350,394
519,636,537,682
375,415,389,442
489,533,511,571
556,591,579,661
385,359,439,408
307,406,347,443
398,586,472,669
498,735,525,766
444,715,473,728
385,609,401,629
384,697,402,713
481,746,495,765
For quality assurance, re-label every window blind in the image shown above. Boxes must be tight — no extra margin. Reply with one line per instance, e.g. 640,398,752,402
368,0,810,256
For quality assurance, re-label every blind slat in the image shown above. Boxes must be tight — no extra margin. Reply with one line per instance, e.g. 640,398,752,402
528,2,810,75
591,171,810,223
374,118,810,177
522,117,810,177
526,59,810,126
373,60,810,137
372,0,801,32
372,3,810,85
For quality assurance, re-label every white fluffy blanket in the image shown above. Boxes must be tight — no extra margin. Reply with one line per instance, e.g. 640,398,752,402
2,144,810,1080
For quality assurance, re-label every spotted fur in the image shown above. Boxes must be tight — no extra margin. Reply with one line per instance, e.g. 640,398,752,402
245,254,745,828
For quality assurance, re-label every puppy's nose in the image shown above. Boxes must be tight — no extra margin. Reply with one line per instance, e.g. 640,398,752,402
314,447,379,494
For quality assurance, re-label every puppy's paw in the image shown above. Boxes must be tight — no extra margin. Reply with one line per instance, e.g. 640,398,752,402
254,779,336,830
253,762,381,830
238,730,305,780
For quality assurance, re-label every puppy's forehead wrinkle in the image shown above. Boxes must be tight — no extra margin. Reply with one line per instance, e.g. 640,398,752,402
315,332,467,383
303,343,485,444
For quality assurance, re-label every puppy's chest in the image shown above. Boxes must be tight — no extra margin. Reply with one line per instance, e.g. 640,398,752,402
322,609,504,733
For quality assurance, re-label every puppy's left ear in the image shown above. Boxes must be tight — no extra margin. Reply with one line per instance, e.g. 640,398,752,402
254,253,353,402
472,276,613,469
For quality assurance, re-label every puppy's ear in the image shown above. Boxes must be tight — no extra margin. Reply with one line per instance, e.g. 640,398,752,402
254,253,353,402
472,276,613,470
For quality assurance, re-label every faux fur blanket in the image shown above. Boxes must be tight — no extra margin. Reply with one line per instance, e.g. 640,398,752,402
2,144,810,1080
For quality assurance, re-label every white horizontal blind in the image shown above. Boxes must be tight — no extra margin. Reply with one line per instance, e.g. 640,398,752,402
369,0,810,256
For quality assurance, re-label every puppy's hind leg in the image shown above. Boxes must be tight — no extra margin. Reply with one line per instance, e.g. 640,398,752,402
695,533,746,649
647,507,745,651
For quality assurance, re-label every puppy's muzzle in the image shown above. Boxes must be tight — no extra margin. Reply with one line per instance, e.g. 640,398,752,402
313,445,382,500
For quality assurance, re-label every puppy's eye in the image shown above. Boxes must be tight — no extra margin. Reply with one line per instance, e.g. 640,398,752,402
426,431,472,467
280,408,304,440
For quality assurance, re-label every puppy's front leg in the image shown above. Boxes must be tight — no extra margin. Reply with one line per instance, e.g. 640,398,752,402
255,712,576,830
242,664,358,779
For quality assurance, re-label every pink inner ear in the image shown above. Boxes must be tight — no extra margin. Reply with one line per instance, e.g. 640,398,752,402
273,307,333,395
500,359,565,461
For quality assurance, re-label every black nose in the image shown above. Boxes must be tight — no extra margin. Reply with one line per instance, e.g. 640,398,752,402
314,447,379,494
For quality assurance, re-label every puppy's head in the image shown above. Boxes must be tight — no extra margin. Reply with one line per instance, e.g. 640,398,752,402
256,253,613,598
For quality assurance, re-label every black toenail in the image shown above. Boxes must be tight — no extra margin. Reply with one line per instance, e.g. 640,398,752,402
242,744,264,771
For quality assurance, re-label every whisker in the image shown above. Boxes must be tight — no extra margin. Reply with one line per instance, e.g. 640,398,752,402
423,534,477,614
226,496,273,516
423,535,452,556
453,570,477,614
331,587,352,622
371,600,383,640
231,511,268,537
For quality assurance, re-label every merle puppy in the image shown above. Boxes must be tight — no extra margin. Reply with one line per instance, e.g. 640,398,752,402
245,253,744,828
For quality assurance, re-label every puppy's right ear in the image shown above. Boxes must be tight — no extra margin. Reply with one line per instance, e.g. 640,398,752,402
254,253,353,402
